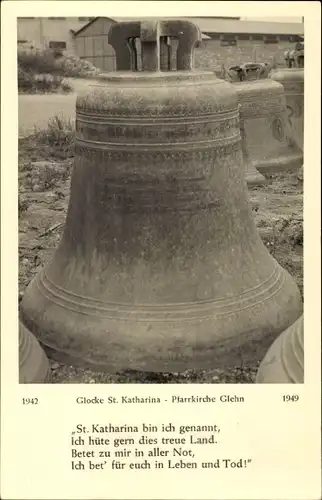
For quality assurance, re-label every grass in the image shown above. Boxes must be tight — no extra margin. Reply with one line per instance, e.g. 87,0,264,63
21,161,72,193
18,117,75,217
18,48,100,78
18,67,72,94
35,115,75,149
18,48,100,95
18,194,29,215
19,116,75,162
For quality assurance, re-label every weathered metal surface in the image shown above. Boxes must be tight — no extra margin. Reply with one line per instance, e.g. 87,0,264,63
239,110,267,187
256,315,304,384
19,323,51,383
232,77,303,175
270,68,304,151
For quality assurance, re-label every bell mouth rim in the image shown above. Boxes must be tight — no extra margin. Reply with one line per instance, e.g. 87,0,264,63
232,79,279,86
92,70,219,83
271,68,304,72
269,68,305,77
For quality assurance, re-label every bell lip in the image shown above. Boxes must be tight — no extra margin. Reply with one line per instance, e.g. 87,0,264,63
19,262,303,375
255,314,304,384
269,68,305,80
93,69,219,83
233,78,282,89
254,153,303,174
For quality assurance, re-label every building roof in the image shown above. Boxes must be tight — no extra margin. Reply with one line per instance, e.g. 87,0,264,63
73,16,211,39
193,18,303,35
73,16,304,38
73,16,110,35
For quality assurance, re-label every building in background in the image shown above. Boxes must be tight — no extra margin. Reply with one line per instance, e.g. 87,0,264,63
190,17,304,69
73,17,117,71
73,17,304,71
17,17,95,52
17,16,304,70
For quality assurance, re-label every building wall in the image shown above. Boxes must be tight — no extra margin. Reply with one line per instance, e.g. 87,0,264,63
74,17,116,71
195,38,298,71
17,17,93,53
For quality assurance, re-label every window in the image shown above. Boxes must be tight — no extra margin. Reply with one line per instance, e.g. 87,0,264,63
288,35,302,43
49,41,67,49
238,34,251,41
264,35,278,44
251,34,263,41
221,40,237,46
220,35,237,47
18,40,28,44
206,33,220,40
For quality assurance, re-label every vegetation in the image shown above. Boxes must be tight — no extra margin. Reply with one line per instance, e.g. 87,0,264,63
19,116,75,161
18,67,72,94
18,47,100,77
18,47,100,93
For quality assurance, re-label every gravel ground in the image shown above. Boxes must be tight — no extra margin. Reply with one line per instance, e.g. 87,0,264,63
18,132,303,384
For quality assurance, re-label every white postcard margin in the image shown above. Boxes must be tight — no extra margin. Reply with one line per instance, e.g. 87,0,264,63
1,2,321,499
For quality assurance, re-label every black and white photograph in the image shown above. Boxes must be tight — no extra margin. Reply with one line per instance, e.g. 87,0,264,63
18,14,305,385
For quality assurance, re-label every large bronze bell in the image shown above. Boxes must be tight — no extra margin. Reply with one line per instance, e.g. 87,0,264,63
228,65,303,176
269,68,304,152
256,314,304,384
227,64,267,186
19,324,51,383
20,20,303,374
